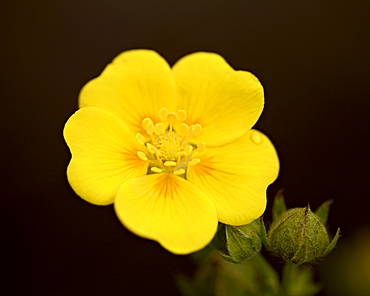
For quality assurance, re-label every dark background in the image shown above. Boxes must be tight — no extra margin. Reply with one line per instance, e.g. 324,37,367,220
1,1,369,295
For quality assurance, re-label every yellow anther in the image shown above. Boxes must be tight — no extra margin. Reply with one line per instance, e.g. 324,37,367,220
146,143,158,154
142,118,153,130
147,124,155,134
186,125,195,137
165,112,178,123
189,158,201,166
136,133,146,145
174,169,186,175
164,161,177,167
193,124,203,136
137,151,148,161
154,123,166,135
177,110,187,122
151,167,163,173
178,123,188,136
183,145,193,155
158,108,168,122
143,109,207,174
197,142,206,152
142,118,155,134
175,152,185,157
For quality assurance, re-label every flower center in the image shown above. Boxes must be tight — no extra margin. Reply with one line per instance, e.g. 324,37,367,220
136,108,205,176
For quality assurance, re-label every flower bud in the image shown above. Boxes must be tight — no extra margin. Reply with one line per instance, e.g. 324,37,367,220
267,206,339,265
215,219,263,263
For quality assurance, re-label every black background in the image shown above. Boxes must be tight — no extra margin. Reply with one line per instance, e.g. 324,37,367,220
1,1,369,295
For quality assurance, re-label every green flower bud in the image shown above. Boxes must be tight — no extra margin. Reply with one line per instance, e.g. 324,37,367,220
267,206,339,265
215,219,263,263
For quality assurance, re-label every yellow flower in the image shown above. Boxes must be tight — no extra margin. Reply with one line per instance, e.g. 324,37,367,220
63,50,279,254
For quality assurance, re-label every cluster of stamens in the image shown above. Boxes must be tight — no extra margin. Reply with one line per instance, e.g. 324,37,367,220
136,108,205,176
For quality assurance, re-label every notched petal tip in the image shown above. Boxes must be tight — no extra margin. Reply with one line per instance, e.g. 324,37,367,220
172,52,265,147
78,49,178,134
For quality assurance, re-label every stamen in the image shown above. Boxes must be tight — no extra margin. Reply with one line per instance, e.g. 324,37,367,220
178,123,188,136
137,151,148,161
186,125,195,137
146,143,158,154
154,123,166,135
142,118,153,130
183,145,193,155
142,118,155,135
175,151,186,157
136,133,146,145
151,167,163,173
197,142,206,152
176,154,182,165
177,110,187,122
174,169,186,175
164,161,177,167
188,158,201,166
142,109,206,176
158,108,168,122
193,124,202,136
165,112,178,123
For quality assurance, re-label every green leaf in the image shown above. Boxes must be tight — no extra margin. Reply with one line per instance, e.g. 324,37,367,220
280,261,322,296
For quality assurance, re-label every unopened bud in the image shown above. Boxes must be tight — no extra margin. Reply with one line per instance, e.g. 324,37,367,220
267,205,340,265
215,219,264,263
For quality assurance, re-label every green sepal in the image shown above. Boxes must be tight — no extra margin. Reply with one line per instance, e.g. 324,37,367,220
214,223,228,254
291,244,307,265
257,217,271,250
215,220,263,264
272,189,287,221
322,228,340,257
222,223,262,263
315,199,333,225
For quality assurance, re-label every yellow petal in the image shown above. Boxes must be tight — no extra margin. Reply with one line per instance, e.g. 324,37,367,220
64,107,148,205
79,49,177,135
187,129,279,225
114,173,218,254
172,52,264,147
